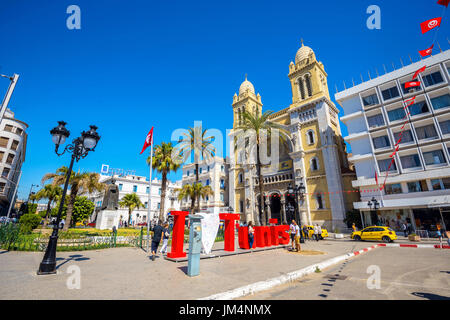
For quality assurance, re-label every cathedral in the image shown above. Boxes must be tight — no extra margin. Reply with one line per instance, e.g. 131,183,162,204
228,42,358,230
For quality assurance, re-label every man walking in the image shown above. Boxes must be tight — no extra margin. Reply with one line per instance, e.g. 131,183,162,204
401,222,407,237
303,225,309,240
289,220,296,250
313,224,319,241
151,220,164,261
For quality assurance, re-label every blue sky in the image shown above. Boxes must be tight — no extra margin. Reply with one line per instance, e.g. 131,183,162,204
0,0,448,200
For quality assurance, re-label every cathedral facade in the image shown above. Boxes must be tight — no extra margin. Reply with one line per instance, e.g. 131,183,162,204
228,42,358,230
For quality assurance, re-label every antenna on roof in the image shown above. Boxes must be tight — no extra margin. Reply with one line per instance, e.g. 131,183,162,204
375,68,379,77
335,84,338,93
408,55,413,64
437,42,443,53
360,73,364,82
343,80,347,90
367,70,371,80
352,78,355,86
383,64,387,74
400,58,404,67
391,62,395,70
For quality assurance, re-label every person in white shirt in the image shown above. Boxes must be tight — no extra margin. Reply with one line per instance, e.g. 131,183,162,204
289,220,296,250
294,222,301,252
313,224,320,241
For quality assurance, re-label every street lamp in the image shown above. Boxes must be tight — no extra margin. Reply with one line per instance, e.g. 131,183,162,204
367,197,380,226
37,122,100,275
287,182,306,242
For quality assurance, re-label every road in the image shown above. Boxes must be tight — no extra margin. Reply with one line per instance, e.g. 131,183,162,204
240,247,450,300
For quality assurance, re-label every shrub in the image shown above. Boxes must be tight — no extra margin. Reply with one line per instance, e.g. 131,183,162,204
19,214,42,234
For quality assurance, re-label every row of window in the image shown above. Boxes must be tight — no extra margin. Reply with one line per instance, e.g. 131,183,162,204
186,165,225,176
117,183,162,195
366,93,450,129
378,146,450,172
362,70,446,107
384,177,450,195
371,120,450,150
0,137,20,150
0,152,15,165
3,125,24,136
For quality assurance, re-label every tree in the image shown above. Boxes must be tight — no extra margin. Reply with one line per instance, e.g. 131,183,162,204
41,167,105,231
119,193,143,225
175,126,215,212
71,196,95,225
177,183,213,214
235,110,290,226
148,142,180,222
32,184,62,227
19,213,42,234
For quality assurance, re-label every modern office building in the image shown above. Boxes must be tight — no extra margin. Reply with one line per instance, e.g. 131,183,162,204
181,156,229,214
89,174,182,225
228,42,358,230
335,50,450,232
0,108,28,216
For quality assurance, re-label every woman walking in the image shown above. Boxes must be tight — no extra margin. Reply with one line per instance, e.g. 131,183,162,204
159,222,170,254
248,221,255,249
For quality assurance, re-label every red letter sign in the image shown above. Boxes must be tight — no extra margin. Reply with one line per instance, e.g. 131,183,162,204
167,211,189,259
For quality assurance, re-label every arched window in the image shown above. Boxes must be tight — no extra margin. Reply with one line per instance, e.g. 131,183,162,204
298,78,305,100
316,194,324,209
305,74,312,97
307,130,315,145
311,157,319,171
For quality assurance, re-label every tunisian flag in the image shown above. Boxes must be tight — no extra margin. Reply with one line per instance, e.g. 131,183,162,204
139,127,154,154
420,17,442,34
438,0,450,8
419,45,434,58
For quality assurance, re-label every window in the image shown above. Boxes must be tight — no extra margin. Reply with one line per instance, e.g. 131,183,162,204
239,173,243,183
0,151,4,162
15,128,23,135
381,86,400,100
206,195,209,201
206,179,210,186
10,140,19,151
220,179,225,189
316,194,324,209
1,167,9,178
423,150,446,166
407,181,427,193
0,137,8,148
221,165,224,172
158,188,161,195
439,120,450,135
401,81,421,94
220,193,224,201
393,130,414,144
305,75,312,97
298,78,305,100
372,136,390,149
0,182,5,193
133,185,137,192
400,154,421,169
415,124,438,140
431,179,443,190
362,93,379,106
157,203,160,209
409,101,429,116
307,130,315,144
422,71,444,87
239,200,244,213
444,178,450,189
4,125,13,132
387,108,406,122
431,94,450,110
378,159,397,172
311,158,319,171
118,184,123,191
384,183,402,195
199,168,202,174
146,187,149,194
187,170,189,176
207,166,210,172
367,114,385,128
6,154,14,164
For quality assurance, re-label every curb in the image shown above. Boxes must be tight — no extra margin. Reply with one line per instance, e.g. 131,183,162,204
198,244,380,300
377,243,450,249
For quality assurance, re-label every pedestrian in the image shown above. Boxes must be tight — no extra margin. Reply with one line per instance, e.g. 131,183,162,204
303,225,309,240
407,221,412,235
159,223,170,254
318,224,322,240
248,221,254,249
436,225,443,248
312,224,317,241
352,223,357,233
294,221,301,252
446,230,450,247
150,220,164,261
401,222,407,237
289,220,296,250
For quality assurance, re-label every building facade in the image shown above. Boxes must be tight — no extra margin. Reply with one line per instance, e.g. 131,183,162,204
0,108,28,216
181,156,229,214
89,174,182,225
335,50,450,232
228,43,358,230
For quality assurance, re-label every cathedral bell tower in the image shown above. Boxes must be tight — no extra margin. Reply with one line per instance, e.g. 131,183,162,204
232,75,263,129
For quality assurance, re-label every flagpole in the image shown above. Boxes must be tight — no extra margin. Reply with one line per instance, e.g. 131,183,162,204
146,137,154,254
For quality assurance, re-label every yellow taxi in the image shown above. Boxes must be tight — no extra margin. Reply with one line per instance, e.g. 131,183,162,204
351,226,397,243
302,225,329,239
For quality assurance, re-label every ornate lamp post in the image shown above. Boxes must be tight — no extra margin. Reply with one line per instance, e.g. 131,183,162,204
37,121,100,275
287,182,306,241
367,197,380,226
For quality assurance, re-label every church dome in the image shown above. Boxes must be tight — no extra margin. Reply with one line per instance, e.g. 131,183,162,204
239,76,255,95
295,43,314,64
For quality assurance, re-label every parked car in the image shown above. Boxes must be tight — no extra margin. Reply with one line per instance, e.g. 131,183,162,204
351,226,397,243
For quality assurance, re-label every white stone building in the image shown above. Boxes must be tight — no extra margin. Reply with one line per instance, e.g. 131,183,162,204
0,108,28,216
89,174,182,225
181,156,230,214
335,49,450,232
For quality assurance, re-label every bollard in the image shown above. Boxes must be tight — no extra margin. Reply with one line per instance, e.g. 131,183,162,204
187,214,203,277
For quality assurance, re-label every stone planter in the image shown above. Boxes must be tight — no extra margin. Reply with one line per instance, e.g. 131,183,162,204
408,235,420,242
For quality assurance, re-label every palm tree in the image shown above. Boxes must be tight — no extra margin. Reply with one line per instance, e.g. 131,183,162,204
235,110,290,226
147,142,180,222
33,184,63,227
42,167,106,231
119,193,144,226
175,126,215,211
177,183,213,214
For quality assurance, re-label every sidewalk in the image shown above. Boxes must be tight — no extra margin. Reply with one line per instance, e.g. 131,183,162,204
0,240,372,300
327,233,446,245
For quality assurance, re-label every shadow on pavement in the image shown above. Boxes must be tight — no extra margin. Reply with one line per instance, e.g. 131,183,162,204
178,266,188,275
440,271,450,274
411,292,450,300
56,254,90,270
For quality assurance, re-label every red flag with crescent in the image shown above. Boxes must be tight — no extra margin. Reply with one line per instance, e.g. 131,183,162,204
420,17,441,34
140,127,154,154
419,45,434,58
